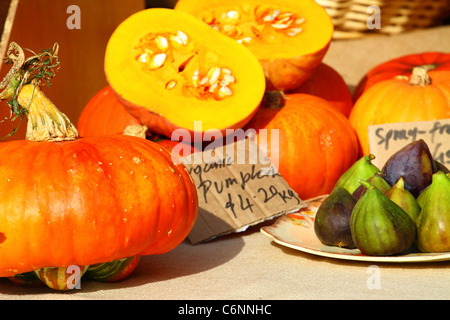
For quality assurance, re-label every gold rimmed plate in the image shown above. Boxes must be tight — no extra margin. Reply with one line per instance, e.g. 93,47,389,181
260,195,450,263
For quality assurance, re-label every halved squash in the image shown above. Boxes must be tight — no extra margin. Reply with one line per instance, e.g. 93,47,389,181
104,8,266,140
175,0,334,91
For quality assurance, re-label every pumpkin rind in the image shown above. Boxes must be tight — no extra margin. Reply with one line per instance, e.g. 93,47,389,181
245,93,359,200
175,0,334,91
349,69,450,155
104,8,266,139
0,134,198,277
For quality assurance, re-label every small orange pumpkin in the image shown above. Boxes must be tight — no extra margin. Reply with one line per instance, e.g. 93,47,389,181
349,67,450,155
353,52,450,101
245,92,359,200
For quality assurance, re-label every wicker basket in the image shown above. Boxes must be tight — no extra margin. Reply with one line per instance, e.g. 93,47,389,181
315,0,450,39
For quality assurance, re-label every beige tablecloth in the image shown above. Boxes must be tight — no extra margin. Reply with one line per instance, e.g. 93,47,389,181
1,26,449,301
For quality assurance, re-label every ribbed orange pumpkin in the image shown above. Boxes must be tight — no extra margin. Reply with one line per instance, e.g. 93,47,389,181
245,92,359,200
0,83,198,278
349,67,450,155
353,52,450,101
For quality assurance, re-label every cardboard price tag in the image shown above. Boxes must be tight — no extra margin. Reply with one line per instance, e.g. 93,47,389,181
181,138,305,244
368,119,450,169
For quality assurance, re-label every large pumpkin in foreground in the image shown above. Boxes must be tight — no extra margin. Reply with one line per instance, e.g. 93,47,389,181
0,83,198,279
245,93,359,200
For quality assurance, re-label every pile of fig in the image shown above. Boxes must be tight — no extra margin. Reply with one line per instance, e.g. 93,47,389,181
314,139,450,256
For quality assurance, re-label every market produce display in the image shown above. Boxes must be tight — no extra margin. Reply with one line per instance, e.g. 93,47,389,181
0,43,198,290
1,0,449,293
315,139,450,256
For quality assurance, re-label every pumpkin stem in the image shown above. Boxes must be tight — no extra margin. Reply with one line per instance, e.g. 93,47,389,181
261,90,286,109
17,81,78,141
0,42,77,141
123,124,148,138
410,66,432,86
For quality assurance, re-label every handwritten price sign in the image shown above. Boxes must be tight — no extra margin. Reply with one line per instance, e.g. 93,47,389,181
368,119,450,169
181,139,305,244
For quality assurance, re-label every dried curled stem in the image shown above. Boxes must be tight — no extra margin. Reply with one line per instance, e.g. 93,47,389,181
0,42,25,92
0,41,60,101
0,42,77,142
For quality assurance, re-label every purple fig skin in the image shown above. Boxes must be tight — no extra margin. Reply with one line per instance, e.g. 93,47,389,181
381,139,437,198
314,187,357,249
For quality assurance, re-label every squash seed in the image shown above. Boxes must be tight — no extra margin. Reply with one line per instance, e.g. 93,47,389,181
226,10,240,20
271,23,290,29
148,53,166,69
165,80,177,90
170,31,189,46
192,70,200,87
217,85,232,99
288,28,303,36
137,52,150,63
208,67,221,85
295,18,305,25
155,36,169,51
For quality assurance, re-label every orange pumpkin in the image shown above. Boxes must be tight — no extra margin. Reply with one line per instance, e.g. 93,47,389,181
349,67,450,155
288,63,353,117
175,0,334,91
353,52,450,101
245,92,359,200
0,42,198,282
0,83,198,279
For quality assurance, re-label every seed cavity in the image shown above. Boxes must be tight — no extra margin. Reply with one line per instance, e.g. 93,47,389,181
134,29,234,100
204,5,305,45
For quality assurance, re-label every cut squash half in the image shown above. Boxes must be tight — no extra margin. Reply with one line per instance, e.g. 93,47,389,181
175,0,334,91
104,8,266,140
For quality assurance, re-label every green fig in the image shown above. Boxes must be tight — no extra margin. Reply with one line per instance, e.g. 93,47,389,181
352,173,390,200
381,139,437,198
415,171,450,253
314,187,357,249
384,177,420,221
333,154,380,194
350,181,416,256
